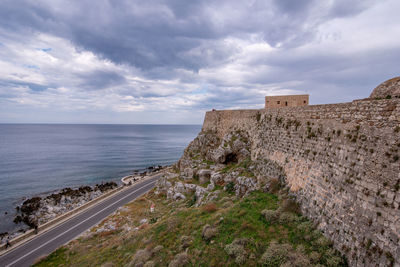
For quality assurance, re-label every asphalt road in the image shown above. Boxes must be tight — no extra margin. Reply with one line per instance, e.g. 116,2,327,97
0,174,160,267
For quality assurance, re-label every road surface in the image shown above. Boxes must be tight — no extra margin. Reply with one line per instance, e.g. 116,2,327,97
0,174,160,267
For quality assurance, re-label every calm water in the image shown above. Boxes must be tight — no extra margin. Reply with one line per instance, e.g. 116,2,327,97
0,124,201,233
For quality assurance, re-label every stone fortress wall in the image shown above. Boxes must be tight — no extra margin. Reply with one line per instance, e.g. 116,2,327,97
265,94,309,108
202,79,400,266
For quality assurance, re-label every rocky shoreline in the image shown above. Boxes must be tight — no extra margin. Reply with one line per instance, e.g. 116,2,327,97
0,165,166,244
0,182,118,244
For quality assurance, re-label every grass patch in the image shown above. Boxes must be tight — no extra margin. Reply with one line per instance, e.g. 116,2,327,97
34,189,346,266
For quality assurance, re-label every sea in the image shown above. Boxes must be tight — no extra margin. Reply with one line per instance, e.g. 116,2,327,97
0,124,201,233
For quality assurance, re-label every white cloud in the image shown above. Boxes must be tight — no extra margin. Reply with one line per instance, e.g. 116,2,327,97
0,0,399,123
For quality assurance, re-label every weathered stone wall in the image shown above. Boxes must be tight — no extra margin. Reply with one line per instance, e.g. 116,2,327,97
202,98,400,267
370,77,400,99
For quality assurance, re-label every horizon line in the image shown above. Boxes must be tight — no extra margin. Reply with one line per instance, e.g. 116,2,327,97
0,122,202,126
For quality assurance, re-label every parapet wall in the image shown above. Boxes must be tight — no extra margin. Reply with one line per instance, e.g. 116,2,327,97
202,98,400,266
265,94,309,109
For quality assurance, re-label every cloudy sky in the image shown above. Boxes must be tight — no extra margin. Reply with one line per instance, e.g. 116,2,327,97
0,0,399,124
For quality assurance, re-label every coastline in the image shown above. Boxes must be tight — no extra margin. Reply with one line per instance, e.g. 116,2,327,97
0,165,168,245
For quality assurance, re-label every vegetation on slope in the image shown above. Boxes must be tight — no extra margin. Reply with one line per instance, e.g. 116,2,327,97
35,131,347,266
34,187,346,266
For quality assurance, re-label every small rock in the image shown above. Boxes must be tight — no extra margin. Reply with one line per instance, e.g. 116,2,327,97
206,183,215,191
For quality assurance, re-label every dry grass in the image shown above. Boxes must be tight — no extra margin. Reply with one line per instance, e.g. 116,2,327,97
202,203,218,213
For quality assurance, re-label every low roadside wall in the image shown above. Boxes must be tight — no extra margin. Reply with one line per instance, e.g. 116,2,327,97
0,185,124,254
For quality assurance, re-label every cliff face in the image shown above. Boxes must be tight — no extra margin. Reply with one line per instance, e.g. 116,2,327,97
194,98,400,266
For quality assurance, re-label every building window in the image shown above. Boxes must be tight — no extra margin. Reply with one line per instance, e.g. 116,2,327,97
285,101,288,106
303,101,306,104
277,101,280,104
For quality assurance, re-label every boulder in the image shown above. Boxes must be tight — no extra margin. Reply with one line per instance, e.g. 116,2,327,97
173,193,186,200
184,183,197,192
198,169,212,184
210,172,224,185
167,189,174,199
155,177,172,194
182,168,194,180
195,186,207,206
205,190,220,203
174,182,186,194
235,176,258,196
210,147,227,163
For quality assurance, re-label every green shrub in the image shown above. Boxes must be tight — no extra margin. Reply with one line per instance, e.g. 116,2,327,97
278,212,299,224
261,209,280,223
297,221,313,233
324,249,343,267
225,182,235,194
187,194,197,207
259,241,292,266
225,238,249,264
313,236,332,247
168,252,188,267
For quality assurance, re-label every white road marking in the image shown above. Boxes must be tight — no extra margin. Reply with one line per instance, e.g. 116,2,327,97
5,180,156,267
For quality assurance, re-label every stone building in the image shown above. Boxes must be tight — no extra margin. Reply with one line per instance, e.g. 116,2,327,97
265,94,309,109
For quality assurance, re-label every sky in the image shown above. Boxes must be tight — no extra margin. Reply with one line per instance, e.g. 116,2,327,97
0,0,399,124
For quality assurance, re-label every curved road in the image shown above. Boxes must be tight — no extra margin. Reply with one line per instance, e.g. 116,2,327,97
0,174,160,267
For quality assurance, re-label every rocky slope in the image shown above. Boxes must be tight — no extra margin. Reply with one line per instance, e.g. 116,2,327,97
35,131,347,267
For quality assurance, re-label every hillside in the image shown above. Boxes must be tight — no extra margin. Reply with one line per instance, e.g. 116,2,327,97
34,131,347,266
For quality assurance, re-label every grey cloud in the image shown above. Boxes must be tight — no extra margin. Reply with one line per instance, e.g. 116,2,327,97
76,70,126,90
0,0,376,74
0,0,398,124
328,0,374,18
0,80,49,92
272,0,315,15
